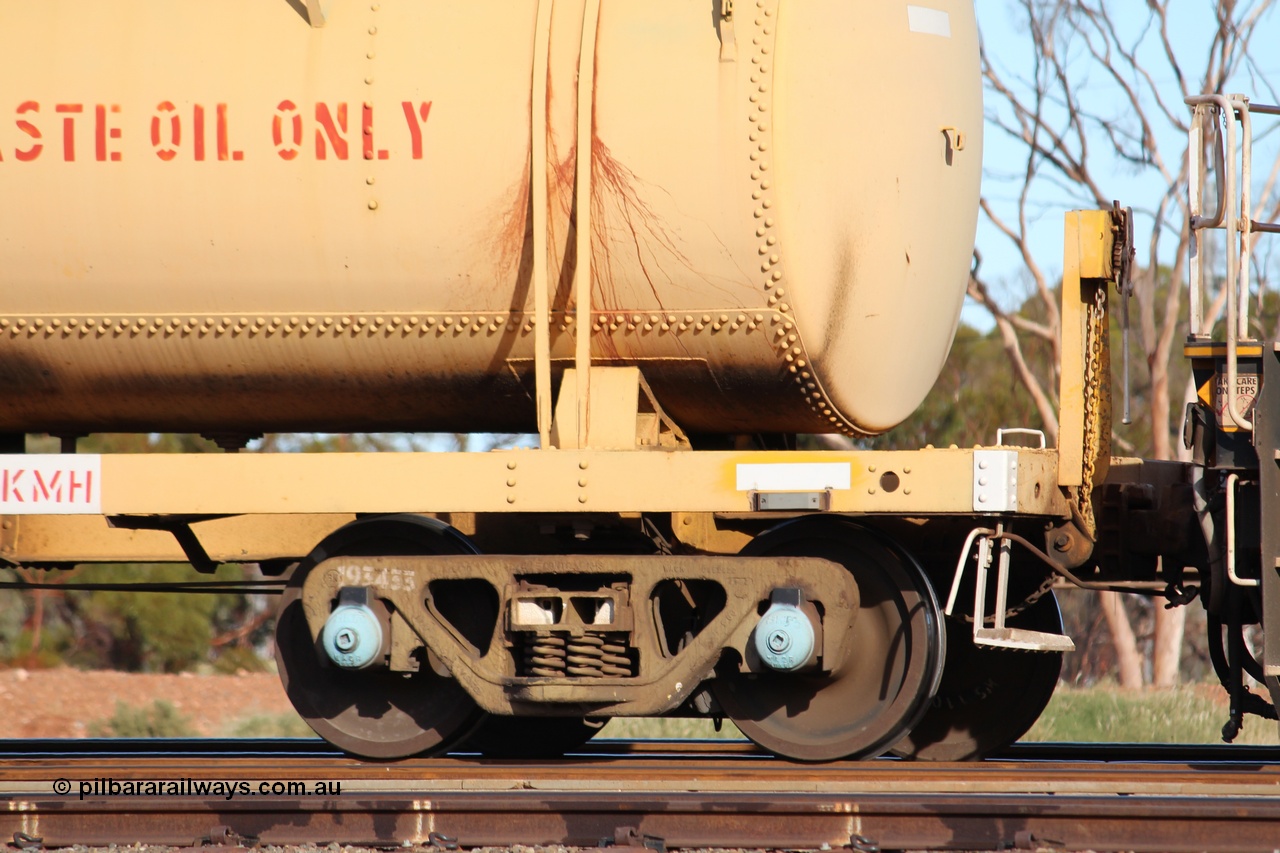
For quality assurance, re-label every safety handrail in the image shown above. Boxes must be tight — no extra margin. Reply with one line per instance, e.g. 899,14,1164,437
1185,94,1280,432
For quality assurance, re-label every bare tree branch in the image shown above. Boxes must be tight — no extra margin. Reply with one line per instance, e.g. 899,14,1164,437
973,0,1279,686
967,267,1061,440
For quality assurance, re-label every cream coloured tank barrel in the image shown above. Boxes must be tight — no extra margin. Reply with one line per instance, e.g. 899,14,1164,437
0,0,981,438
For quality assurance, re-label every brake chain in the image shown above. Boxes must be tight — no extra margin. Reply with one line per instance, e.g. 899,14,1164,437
1076,278,1107,539
1070,207,1126,540
962,569,1057,625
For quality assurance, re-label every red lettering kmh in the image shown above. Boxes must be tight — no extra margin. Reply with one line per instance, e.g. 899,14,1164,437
1,467,94,505
33,470,61,502
2,470,24,503
67,470,93,504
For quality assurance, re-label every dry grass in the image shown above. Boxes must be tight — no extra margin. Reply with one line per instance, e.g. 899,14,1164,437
596,717,744,740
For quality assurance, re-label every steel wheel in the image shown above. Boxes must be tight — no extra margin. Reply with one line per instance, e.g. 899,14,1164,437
711,518,944,761
274,515,485,760
893,590,1063,761
464,715,606,758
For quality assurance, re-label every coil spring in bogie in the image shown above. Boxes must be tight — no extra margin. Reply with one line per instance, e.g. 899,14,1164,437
524,635,567,677
566,633,633,677
521,632,633,678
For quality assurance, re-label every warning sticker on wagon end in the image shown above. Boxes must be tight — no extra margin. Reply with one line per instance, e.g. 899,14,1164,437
1213,369,1259,433
0,455,101,513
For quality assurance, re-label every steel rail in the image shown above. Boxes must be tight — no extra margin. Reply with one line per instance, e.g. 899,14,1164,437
3,747,1280,851
2,787,1280,852
4,737,1280,762
5,755,1280,793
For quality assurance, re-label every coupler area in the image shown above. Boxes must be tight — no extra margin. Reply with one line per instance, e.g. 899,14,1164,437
298,554,858,717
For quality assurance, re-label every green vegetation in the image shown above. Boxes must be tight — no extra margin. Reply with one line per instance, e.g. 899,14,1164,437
856,323,1049,452
1025,685,1277,745
88,700,196,738
223,713,316,738
85,705,317,740
75,684,1278,747
0,563,272,673
599,686,1277,747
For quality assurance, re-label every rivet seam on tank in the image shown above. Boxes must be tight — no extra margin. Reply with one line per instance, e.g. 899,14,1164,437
0,314,565,339
748,1,854,436
589,310,767,336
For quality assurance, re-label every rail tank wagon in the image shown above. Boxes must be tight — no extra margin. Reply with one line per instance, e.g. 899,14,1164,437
0,0,1126,764
0,0,978,438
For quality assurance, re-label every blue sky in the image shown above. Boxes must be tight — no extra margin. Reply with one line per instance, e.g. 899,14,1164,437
969,1,1280,328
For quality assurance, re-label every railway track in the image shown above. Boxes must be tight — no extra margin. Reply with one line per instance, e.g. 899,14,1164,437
0,740,1278,852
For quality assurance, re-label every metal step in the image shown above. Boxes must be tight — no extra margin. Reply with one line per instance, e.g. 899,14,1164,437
973,627,1075,653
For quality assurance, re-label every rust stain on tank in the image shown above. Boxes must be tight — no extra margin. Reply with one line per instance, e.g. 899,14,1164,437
493,148,533,302
587,135,694,314
492,32,702,364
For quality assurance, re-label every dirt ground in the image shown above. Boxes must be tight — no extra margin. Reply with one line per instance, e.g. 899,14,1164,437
0,666,295,738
